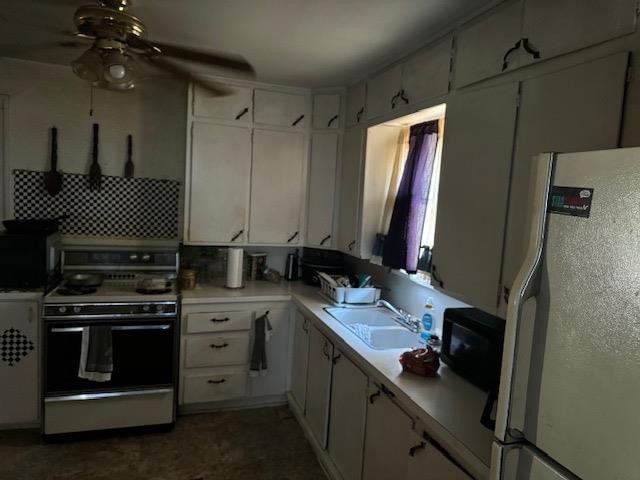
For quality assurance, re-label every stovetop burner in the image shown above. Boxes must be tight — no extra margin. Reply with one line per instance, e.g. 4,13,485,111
56,286,98,296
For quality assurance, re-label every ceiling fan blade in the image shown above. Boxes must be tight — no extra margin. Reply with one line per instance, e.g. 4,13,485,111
143,56,233,97
133,38,255,77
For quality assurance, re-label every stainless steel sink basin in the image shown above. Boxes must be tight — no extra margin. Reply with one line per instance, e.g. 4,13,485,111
325,307,423,350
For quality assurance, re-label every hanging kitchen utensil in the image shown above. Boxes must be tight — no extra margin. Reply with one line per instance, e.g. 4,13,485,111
89,123,101,190
44,127,63,196
124,134,134,178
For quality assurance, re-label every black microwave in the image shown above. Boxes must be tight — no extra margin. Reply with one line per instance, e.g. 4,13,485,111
0,231,62,290
441,307,505,430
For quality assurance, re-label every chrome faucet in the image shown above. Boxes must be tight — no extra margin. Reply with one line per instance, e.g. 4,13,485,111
377,300,422,333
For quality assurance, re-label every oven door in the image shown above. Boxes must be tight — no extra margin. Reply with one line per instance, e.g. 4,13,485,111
45,318,176,396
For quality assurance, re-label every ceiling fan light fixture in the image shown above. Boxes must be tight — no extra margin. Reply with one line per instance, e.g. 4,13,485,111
101,50,135,90
71,48,103,82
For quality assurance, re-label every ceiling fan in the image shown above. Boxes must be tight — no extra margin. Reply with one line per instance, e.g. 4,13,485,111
64,0,254,95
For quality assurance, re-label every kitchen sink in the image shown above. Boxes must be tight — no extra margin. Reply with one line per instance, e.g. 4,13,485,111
325,307,423,350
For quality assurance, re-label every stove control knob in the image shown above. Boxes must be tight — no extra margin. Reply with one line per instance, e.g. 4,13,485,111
129,254,138,261
142,254,151,262
156,304,165,313
73,306,82,313
58,306,67,314
142,305,150,312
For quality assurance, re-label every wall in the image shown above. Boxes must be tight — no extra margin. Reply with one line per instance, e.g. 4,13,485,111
0,57,187,222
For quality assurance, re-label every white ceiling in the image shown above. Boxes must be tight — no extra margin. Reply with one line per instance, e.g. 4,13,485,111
0,0,495,88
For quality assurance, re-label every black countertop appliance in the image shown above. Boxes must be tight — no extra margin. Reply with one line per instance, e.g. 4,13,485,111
300,248,345,286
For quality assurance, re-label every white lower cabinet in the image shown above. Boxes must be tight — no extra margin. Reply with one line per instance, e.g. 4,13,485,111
0,299,39,427
180,301,290,407
406,429,472,480
290,311,310,411
327,350,368,480
362,384,414,480
305,324,334,448
249,306,290,398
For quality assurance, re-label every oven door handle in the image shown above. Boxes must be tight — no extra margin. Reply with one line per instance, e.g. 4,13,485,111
50,325,171,333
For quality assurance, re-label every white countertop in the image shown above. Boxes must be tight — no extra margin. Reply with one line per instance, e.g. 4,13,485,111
0,290,44,301
181,280,492,479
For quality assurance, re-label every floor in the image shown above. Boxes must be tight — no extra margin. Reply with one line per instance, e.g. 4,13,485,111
0,406,327,480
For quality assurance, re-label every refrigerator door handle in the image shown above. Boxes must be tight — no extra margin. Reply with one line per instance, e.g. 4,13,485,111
494,153,555,442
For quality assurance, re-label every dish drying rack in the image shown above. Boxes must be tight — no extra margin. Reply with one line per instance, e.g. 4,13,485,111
319,275,381,307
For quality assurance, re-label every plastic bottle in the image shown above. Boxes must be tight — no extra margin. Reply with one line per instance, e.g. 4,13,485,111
420,297,434,342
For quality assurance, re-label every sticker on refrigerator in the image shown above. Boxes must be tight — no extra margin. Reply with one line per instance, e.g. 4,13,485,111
548,186,594,218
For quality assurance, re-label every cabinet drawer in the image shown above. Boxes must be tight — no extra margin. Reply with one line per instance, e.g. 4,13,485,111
186,310,253,333
185,332,250,367
183,368,247,404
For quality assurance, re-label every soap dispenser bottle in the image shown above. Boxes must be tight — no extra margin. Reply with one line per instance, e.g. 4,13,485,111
420,297,435,342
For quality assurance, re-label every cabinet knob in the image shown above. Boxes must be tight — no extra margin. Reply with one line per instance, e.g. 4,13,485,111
292,114,305,126
320,234,331,246
287,231,299,243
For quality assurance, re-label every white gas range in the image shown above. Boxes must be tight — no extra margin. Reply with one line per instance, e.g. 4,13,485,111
42,247,180,436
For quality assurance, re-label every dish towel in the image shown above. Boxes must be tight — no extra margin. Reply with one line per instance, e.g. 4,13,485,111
78,326,113,382
250,312,273,377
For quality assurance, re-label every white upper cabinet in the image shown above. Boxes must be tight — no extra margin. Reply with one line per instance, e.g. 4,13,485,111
254,89,309,129
337,126,364,255
346,82,366,127
187,122,251,244
249,129,306,244
501,53,629,297
366,64,403,121
432,82,519,314
312,94,341,129
307,133,339,248
402,35,452,106
520,0,637,66
192,84,253,124
455,0,524,88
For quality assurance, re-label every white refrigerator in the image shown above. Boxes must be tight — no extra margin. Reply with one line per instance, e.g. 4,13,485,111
491,148,640,480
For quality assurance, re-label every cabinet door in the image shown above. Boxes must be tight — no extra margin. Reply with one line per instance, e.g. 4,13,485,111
337,126,364,255
312,94,341,129
192,85,253,124
250,306,289,397
0,300,38,426
249,129,306,244
187,122,251,244
402,35,452,106
432,82,519,314
501,53,629,296
254,89,309,129
305,325,333,449
290,311,310,412
362,385,413,480
307,133,339,248
521,0,637,67
366,64,403,120
346,82,366,127
455,0,524,87
328,351,368,480
406,431,471,480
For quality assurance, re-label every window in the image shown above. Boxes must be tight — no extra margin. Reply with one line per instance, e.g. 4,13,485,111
365,104,446,279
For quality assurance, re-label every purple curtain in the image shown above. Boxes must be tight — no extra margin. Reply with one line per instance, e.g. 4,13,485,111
382,120,438,273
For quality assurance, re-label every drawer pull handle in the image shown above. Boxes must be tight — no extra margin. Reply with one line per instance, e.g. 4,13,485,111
356,107,364,123
210,342,229,349
210,317,230,323
208,379,226,385
327,114,338,127
235,107,249,120
348,240,356,251
287,231,299,243
320,234,331,246
369,390,381,404
292,114,305,126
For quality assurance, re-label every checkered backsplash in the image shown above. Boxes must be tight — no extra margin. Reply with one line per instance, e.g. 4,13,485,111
13,170,180,239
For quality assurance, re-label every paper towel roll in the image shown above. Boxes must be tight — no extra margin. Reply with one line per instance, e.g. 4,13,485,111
225,248,244,289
